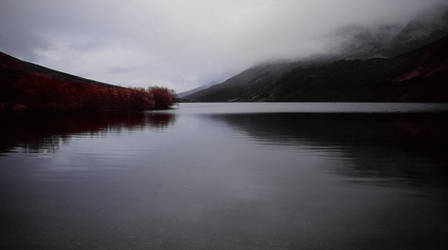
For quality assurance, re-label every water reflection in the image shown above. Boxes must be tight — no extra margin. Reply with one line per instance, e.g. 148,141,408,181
1,104,448,249
0,112,176,154
205,113,448,187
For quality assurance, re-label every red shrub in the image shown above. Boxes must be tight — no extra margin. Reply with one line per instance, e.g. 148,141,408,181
148,87,174,109
4,72,175,112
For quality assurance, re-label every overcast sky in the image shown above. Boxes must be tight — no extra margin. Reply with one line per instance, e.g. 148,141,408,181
0,0,445,91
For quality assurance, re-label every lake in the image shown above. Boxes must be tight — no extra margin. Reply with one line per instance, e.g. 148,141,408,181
1,103,448,249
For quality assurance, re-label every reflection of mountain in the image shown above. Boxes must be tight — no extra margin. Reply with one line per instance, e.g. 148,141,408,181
0,112,176,154
206,113,448,186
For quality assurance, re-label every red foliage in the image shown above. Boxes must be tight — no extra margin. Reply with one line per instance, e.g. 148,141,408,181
2,72,175,112
0,112,176,153
148,87,175,109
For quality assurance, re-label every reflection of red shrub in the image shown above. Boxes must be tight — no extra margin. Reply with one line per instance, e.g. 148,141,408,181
148,114,175,127
4,72,175,112
0,112,176,153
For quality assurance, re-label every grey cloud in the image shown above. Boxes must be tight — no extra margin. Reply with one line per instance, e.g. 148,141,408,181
1,0,446,92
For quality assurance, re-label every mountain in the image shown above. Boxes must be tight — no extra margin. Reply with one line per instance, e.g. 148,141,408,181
0,52,174,111
0,51,116,88
337,6,448,59
184,58,336,102
184,7,448,103
185,34,448,102
177,81,219,98
335,24,401,59
389,34,448,101
379,6,448,58
185,61,304,101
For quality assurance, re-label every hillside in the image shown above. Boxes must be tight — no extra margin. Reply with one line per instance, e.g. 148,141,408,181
184,8,448,103
177,81,219,98
0,52,116,88
0,52,174,111
185,34,448,102
379,6,448,58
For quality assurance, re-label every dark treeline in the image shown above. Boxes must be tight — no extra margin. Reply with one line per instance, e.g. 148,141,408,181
0,72,174,112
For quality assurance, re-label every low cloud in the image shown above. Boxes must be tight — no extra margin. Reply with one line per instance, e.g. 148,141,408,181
1,0,446,91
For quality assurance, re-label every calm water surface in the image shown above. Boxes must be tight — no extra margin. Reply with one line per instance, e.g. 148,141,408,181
1,103,448,249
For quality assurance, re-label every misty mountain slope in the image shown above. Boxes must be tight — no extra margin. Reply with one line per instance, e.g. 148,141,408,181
182,57,393,102
389,35,448,101
340,5,448,59
177,81,218,98
185,60,330,101
379,6,448,58
270,32,448,102
264,59,400,101
184,7,448,102
184,34,448,102
335,24,401,59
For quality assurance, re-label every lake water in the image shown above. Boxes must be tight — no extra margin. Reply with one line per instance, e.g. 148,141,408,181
1,103,448,249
